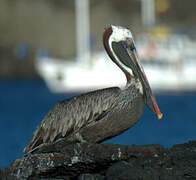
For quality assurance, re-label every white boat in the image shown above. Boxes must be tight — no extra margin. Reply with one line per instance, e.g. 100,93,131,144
35,35,196,93
34,0,196,93
35,51,127,93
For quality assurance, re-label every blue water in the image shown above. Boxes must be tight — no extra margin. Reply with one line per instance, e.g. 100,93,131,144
0,79,196,168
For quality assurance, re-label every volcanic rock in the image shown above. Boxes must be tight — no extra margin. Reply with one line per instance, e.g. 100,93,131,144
1,140,196,180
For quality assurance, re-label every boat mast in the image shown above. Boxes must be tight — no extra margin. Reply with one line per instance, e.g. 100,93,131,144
75,0,90,65
141,0,155,28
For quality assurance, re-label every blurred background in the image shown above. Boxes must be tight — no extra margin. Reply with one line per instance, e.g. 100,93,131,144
1,0,196,168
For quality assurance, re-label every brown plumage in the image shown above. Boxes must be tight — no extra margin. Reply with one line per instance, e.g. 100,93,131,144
24,86,144,154
24,25,162,154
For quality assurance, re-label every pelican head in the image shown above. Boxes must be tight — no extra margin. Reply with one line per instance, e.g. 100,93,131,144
103,25,162,119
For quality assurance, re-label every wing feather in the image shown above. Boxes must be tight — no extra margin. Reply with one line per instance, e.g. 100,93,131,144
24,87,120,153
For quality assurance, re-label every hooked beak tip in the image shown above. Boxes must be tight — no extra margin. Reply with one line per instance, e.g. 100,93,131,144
157,113,163,120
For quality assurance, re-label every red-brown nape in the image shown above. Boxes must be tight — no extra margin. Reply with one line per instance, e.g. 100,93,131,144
103,26,132,83
103,26,113,52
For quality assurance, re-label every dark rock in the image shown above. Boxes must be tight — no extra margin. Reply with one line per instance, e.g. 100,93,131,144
106,161,133,180
79,173,105,180
0,168,4,177
1,140,196,180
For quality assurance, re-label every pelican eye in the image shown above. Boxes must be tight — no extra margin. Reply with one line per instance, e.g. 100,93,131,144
124,38,135,51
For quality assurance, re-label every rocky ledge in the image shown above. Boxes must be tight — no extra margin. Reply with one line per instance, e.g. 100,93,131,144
1,140,196,180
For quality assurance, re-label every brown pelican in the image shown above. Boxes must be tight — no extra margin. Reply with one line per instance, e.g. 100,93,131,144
24,25,162,154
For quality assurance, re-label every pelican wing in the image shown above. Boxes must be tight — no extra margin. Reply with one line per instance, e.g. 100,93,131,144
24,87,120,153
